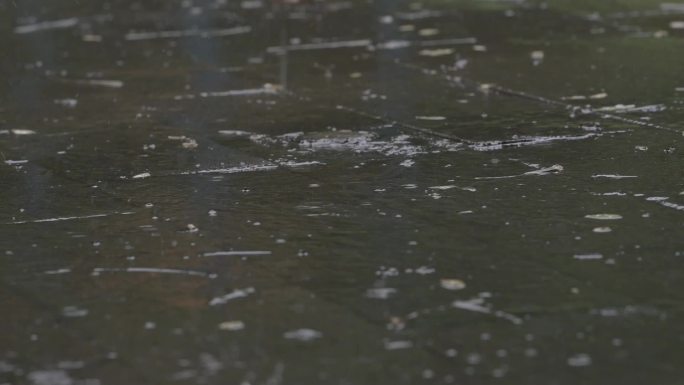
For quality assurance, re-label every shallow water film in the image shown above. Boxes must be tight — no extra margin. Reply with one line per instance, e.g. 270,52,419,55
2,0,684,384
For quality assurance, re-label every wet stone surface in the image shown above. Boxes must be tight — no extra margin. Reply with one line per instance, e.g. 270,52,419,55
1,0,684,384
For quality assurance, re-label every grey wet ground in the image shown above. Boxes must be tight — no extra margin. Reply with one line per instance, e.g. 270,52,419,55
2,0,684,384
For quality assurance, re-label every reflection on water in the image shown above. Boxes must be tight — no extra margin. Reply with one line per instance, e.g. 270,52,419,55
2,0,684,384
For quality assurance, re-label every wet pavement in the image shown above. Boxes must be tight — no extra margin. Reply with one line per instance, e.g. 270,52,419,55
2,0,684,384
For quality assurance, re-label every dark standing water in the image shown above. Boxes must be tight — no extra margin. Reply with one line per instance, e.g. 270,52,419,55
2,0,684,384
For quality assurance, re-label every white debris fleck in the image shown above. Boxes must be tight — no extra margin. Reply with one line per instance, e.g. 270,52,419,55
203,250,271,257
218,130,252,136
440,278,466,291
670,21,684,29
54,98,78,108
591,174,638,179
384,340,414,350
585,214,623,220
15,18,78,34
27,370,74,385
419,48,454,57
218,320,245,331
11,129,36,135
530,50,544,64
125,26,252,41
366,288,397,299
283,328,322,341
209,287,255,306
573,253,604,261
61,306,88,318
567,353,592,367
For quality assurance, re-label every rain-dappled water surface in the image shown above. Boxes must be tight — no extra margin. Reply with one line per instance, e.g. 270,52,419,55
2,0,684,384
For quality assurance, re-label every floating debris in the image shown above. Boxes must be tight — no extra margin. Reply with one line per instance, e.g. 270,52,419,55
595,104,666,113
10,129,36,136
14,18,78,34
567,353,592,367
209,287,255,306
62,306,88,318
561,92,608,101
670,21,684,29
27,370,74,385
125,26,251,41
415,116,447,121
585,214,623,220
283,328,322,341
267,39,372,54
218,321,245,331
476,165,563,180
452,297,522,325
384,340,414,350
400,159,415,167
471,134,598,151
217,130,252,136
202,250,272,257
440,279,466,291
592,174,638,179
530,50,544,65
366,288,397,299
4,159,29,165
4,212,134,225
173,85,279,100
58,79,124,88
573,253,604,261
93,267,216,279
419,48,454,57
54,98,78,108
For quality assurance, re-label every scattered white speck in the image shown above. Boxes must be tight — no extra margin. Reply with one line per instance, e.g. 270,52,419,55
218,320,245,331
15,18,78,34
54,98,78,108
400,159,415,167
415,115,446,121
567,353,592,367
283,328,322,341
11,129,36,135
27,370,73,385
217,130,252,136
530,50,544,64
384,340,413,350
126,26,252,41
203,250,272,257
585,214,622,220
592,174,638,179
670,21,684,29
209,287,255,306
440,278,466,291
61,306,88,318
419,48,454,57
574,253,603,261
366,288,397,299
